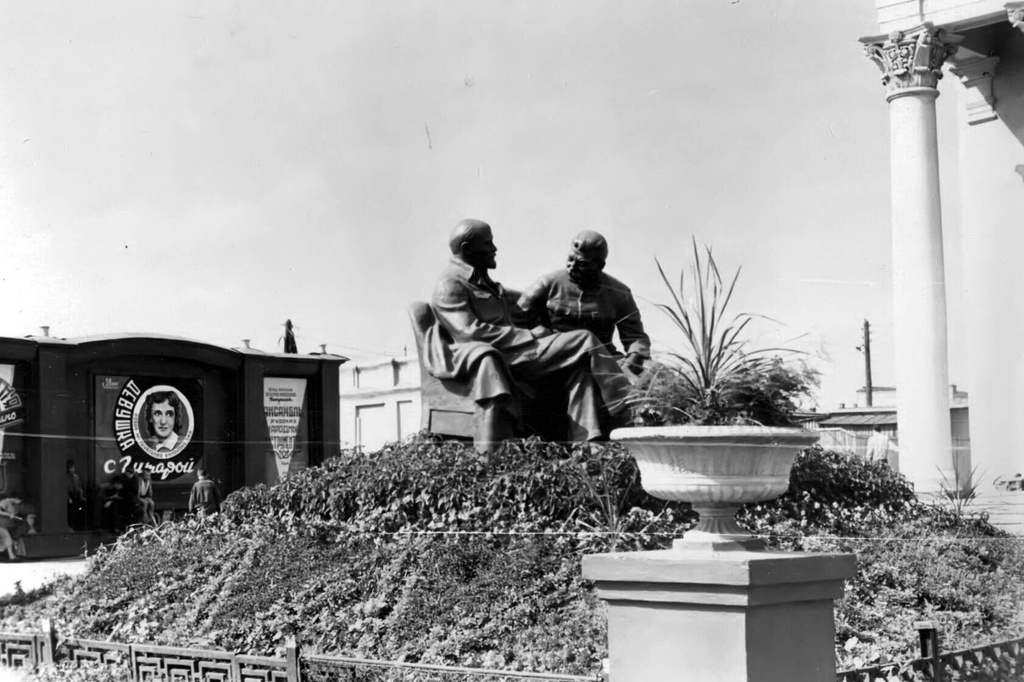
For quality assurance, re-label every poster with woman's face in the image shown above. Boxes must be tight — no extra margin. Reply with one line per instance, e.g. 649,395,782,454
95,376,203,481
133,385,195,459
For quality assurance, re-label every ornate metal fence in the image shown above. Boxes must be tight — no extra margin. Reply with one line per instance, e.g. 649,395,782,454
0,622,601,682
3,620,1021,681
302,654,601,682
62,638,285,680
0,629,50,670
0,619,56,671
836,623,1024,682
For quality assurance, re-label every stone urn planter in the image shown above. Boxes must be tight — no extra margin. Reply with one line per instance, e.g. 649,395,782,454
610,425,819,551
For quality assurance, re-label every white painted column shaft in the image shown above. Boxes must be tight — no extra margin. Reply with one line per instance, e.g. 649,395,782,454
887,87,954,491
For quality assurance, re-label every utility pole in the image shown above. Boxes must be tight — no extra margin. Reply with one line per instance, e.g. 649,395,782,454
857,320,874,407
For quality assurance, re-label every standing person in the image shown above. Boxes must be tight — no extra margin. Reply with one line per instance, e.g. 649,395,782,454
99,476,130,532
0,497,24,561
427,219,632,451
66,460,87,531
188,469,221,516
518,230,651,379
135,470,158,526
865,426,899,469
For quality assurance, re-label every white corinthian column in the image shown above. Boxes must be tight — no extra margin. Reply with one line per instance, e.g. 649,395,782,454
862,25,962,493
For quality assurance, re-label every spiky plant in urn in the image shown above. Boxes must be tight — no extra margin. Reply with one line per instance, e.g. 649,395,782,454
615,241,820,551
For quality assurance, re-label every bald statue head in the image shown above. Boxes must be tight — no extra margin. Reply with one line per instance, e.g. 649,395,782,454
449,219,497,270
566,230,608,286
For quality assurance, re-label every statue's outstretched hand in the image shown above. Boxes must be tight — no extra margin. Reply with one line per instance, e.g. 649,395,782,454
625,352,646,377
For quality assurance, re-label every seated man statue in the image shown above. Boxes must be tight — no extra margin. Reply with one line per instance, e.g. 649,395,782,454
518,230,650,378
426,218,632,453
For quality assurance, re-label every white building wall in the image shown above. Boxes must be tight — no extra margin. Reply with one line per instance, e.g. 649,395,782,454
956,28,1024,486
339,357,422,451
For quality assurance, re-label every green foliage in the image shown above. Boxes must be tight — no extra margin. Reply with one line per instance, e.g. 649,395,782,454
0,582,53,609
28,661,135,682
3,439,690,675
221,437,694,551
630,241,818,427
740,447,1024,671
740,445,920,538
2,441,1021,678
823,509,1024,672
932,463,983,525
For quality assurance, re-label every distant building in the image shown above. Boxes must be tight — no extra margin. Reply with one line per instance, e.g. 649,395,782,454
853,386,896,408
339,357,421,451
817,384,970,485
850,384,968,409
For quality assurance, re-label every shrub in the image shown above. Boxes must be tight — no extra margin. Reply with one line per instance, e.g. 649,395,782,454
738,448,1024,670
3,440,668,673
2,440,1021,678
221,437,695,550
739,445,920,539
28,662,134,682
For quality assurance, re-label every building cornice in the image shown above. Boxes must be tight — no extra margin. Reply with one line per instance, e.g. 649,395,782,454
872,0,1010,34
340,385,420,400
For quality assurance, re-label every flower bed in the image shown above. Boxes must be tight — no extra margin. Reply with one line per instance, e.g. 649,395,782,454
1,440,1020,675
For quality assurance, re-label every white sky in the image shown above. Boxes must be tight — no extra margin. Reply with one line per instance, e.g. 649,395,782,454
0,0,968,409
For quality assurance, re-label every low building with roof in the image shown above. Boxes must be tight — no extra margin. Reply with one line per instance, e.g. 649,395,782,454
816,384,971,483
0,330,346,557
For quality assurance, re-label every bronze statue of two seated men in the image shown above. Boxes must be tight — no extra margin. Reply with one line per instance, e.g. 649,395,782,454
417,218,651,454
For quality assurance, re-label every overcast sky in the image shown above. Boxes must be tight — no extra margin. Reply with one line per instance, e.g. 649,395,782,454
0,0,968,409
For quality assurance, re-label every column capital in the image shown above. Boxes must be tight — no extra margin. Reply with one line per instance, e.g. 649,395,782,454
1008,2,1024,32
862,25,964,98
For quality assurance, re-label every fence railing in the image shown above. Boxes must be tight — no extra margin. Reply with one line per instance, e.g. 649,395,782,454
0,623,53,670
0,620,602,682
836,622,1024,682
303,655,603,682
816,427,870,458
3,620,1022,681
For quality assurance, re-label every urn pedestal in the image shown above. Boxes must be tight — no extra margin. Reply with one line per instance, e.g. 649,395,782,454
582,549,857,682
581,425,856,682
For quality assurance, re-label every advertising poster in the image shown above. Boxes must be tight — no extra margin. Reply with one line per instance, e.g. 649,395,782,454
263,377,308,482
0,364,23,433
0,364,24,495
95,376,204,482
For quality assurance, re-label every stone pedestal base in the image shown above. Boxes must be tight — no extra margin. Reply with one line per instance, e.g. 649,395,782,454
676,505,766,551
582,549,857,682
